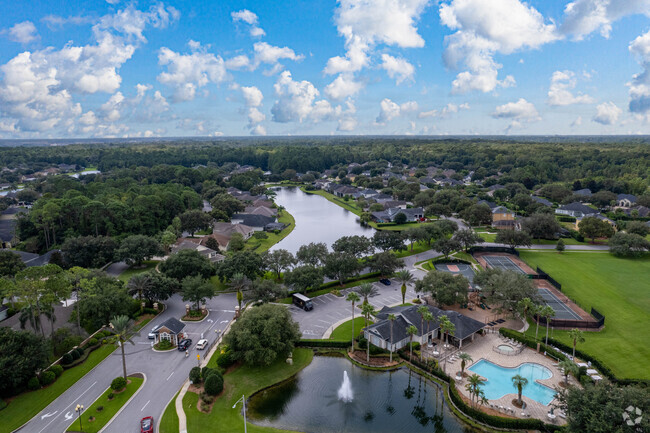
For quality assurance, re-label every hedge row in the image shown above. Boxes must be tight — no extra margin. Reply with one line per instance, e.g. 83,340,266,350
297,339,350,348
429,257,472,266
499,328,648,386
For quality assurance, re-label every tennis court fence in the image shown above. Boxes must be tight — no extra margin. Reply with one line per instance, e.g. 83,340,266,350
537,307,605,329
469,246,519,256
536,267,562,291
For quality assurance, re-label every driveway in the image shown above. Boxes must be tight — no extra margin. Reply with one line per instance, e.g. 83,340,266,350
18,293,237,433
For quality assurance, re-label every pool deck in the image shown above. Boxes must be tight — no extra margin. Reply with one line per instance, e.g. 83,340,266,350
449,333,571,425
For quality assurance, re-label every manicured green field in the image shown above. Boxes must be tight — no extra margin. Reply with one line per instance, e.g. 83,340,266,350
66,376,143,433
329,317,371,340
0,344,116,433
117,260,159,283
158,391,180,433
184,348,314,433
519,251,650,380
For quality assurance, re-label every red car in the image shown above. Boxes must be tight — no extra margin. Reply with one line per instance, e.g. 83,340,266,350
141,416,154,433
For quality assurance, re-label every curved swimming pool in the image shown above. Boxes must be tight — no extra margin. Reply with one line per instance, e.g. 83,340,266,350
468,359,556,405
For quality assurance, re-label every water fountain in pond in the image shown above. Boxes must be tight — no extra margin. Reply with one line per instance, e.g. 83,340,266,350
338,371,353,402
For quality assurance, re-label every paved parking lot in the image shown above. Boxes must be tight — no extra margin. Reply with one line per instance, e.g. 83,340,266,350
288,278,421,339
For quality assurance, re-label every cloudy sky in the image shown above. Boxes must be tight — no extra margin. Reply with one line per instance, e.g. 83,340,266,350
1,0,649,138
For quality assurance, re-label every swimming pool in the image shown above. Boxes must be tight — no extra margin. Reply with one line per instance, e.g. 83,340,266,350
468,359,556,405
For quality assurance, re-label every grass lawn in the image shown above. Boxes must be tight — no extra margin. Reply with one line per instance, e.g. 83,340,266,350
159,391,180,433
184,348,314,433
246,210,296,253
518,251,650,380
329,317,371,340
1,344,116,433
450,251,478,264
395,241,433,257
117,260,159,283
65,376,144,433
474,230,496,242
301,188,363,216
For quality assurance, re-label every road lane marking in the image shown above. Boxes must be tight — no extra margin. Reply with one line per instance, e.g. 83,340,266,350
37,381,96,433
40,411,57,419
141,400,150,411
167,372,174,381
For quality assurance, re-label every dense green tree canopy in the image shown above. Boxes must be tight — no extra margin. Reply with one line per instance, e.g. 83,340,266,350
0,327,50,396
159,249,215,281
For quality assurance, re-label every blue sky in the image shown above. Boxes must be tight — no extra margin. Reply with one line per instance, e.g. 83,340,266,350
0,0,649,138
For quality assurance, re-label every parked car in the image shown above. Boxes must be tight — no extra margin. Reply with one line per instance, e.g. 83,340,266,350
141,416,154,433
196,339,208,350
178,339,192,351
379,278,391,286
148,325,161,339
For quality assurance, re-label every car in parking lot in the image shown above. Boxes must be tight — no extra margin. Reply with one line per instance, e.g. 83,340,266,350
141,416,154,433
177,338,192,351
148,325,161,339
379,278,391,286
196,339,208,350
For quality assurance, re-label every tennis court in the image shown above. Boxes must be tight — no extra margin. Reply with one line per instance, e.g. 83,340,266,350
483,255,526,274
538,287,582,320
434,262,476,290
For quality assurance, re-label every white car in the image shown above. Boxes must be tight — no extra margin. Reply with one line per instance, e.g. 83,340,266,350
148,325,161,339
196,339,208,350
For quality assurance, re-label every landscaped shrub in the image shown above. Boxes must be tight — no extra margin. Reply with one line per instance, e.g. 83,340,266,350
215,349,236,369
200,392,214,404
48,364,64,377
87,338,98,347
201,367,222,382
295,339,350,349
369,345,387,355
61,353,73,365
110,377,127,391
189,367,202,384
358,337,367,349
70,349,80,361
96,406,104,412
155,340,173,350
27,376,40,391
204,374,223,396
40,371,56,386
75,346,84,357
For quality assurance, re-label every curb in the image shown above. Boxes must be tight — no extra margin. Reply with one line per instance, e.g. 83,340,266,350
180,309,210,323
98,373,147,433
321,314,353,339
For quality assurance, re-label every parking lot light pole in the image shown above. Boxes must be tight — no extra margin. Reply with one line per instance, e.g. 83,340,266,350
75,404,84,432
232,394,247,433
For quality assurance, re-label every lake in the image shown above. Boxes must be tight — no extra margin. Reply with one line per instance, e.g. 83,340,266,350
248,356,469,433
270,187,374,255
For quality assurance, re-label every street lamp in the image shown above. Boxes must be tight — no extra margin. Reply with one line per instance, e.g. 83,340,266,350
75,404,84,432
232,394,247,433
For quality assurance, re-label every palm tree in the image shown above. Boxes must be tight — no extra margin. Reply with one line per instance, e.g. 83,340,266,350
416,305,428,359
511,374,529,406
540,305,555,345
424,311,434,349
127,273,152,310
346,291,361,351
395,269,413,305
568,328,585,360
465,374,485,407
559,359,577,386
438,315,455,372
388,313,396,363
407,325,418,361
459,353,473,377
356,283,377,305
110,315,139,381
229,273,251,310
517,297,534,323
362,303,376,362
19,303,44,336
532,304,542,340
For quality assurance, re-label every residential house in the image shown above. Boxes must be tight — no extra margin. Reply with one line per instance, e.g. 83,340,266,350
171,240,225,263
264,222,286,232
364,304,485,351
230,214,276,231
616,194,637,208
359,188,379,198
371,207,424,223
213,222,255,240
477,200,498,210
486,184,505,197
153,317,186,346
574,214,616,232
624,206,649,218
531,196,553,207
573,188,592,197
555,202,598,218
373,193,395,203
491,206,516,230
329,184,361,198
381,200,407,210
244,206,277,217
195,233,230,252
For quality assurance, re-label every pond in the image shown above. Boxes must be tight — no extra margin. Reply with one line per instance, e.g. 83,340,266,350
270,187,374,255
248,356,471,433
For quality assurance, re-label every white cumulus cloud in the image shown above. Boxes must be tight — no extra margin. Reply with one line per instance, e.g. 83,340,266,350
547,70,595,106
418,102,469,118
4,21,39,44
380,54,415,84
157,41,228,102
492,98,540,123
96,3,179,43
628,30,650,114
560,0,650,40
324,74,364,100
440,0,559,94
376,98,418,124
231,9,265,37
593,101,621,124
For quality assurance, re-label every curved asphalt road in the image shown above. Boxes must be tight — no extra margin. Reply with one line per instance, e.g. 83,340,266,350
18,293,237,433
